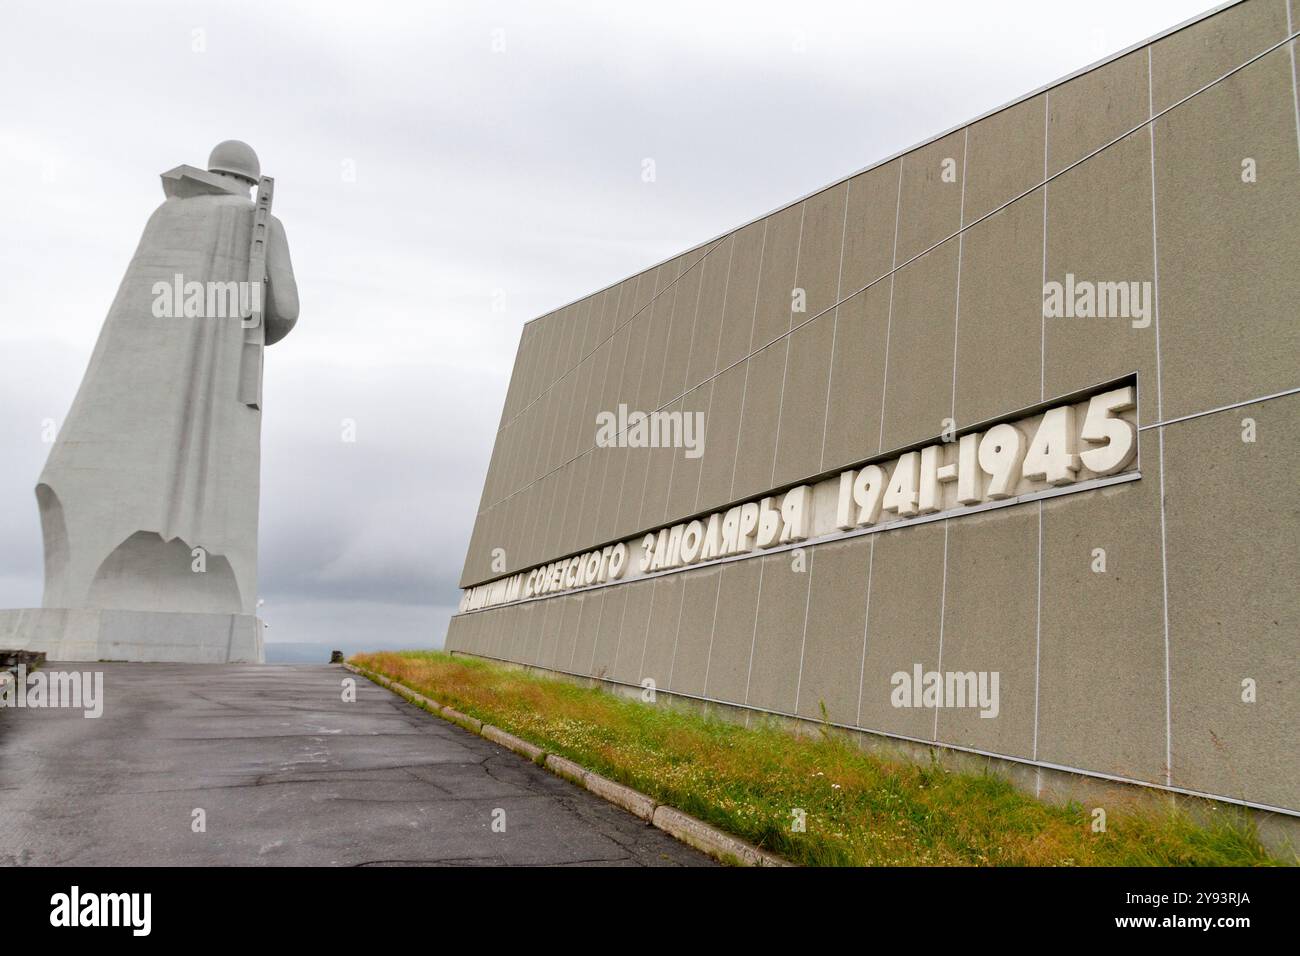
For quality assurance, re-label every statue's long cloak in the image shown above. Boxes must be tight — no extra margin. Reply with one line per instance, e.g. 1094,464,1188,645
38,170,298,615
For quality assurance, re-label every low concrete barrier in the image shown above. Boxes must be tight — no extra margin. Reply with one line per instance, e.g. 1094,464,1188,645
438,706,482,734
583,772,658,822
481,724,545,762
543,754,588,786
652,806,789,867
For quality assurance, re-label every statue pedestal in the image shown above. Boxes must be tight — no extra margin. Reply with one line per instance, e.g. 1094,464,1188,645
0,608,264,663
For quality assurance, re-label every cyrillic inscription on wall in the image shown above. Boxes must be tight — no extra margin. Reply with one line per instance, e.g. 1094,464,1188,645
460,384,1138,613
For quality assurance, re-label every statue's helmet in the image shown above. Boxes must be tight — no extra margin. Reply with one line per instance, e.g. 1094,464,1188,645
207,140,260,184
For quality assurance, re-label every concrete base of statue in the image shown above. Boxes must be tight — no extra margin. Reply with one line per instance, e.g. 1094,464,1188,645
0,608,264,663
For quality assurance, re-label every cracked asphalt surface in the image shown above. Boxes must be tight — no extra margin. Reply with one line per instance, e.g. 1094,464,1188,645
0,662,711,866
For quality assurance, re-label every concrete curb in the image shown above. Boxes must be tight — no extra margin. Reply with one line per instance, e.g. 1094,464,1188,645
583,771,659,822
543,753,589,786
652,806,788,867
439,706,483,734
343,662,792,867
482,724,546,763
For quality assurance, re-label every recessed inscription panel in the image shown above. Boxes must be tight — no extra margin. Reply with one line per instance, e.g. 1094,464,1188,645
460,383,1139,613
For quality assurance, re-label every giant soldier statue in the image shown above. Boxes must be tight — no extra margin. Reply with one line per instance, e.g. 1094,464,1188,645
0,141,298,662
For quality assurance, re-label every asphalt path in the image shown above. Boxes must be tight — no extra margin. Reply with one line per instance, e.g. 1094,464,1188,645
0,662,709,866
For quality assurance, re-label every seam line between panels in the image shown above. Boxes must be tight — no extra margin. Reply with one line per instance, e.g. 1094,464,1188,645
818,175,853,474
609,586,630,686
728,222,769,502
663,240,710,534
586,590,607,676
700,567,724,700
876,164,904,453
1148,46,1174,788
1033,501,1043,766
933,522,950,742
667,569,689,689
565,594,585,672
949,128,969,424
1040,92,1049,402
692,241,735,517
854,537,877,729
1136,385,1300,430
637,580,658,682
791,546,816,716
768,204,808,490
742,558,766,707
1033,90,1049,786
1289,2,1300,164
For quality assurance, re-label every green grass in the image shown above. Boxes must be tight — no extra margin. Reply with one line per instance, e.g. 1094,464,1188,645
352,650,1288,867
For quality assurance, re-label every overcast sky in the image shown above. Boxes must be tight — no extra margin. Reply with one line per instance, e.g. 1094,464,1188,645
0,0,1219,654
